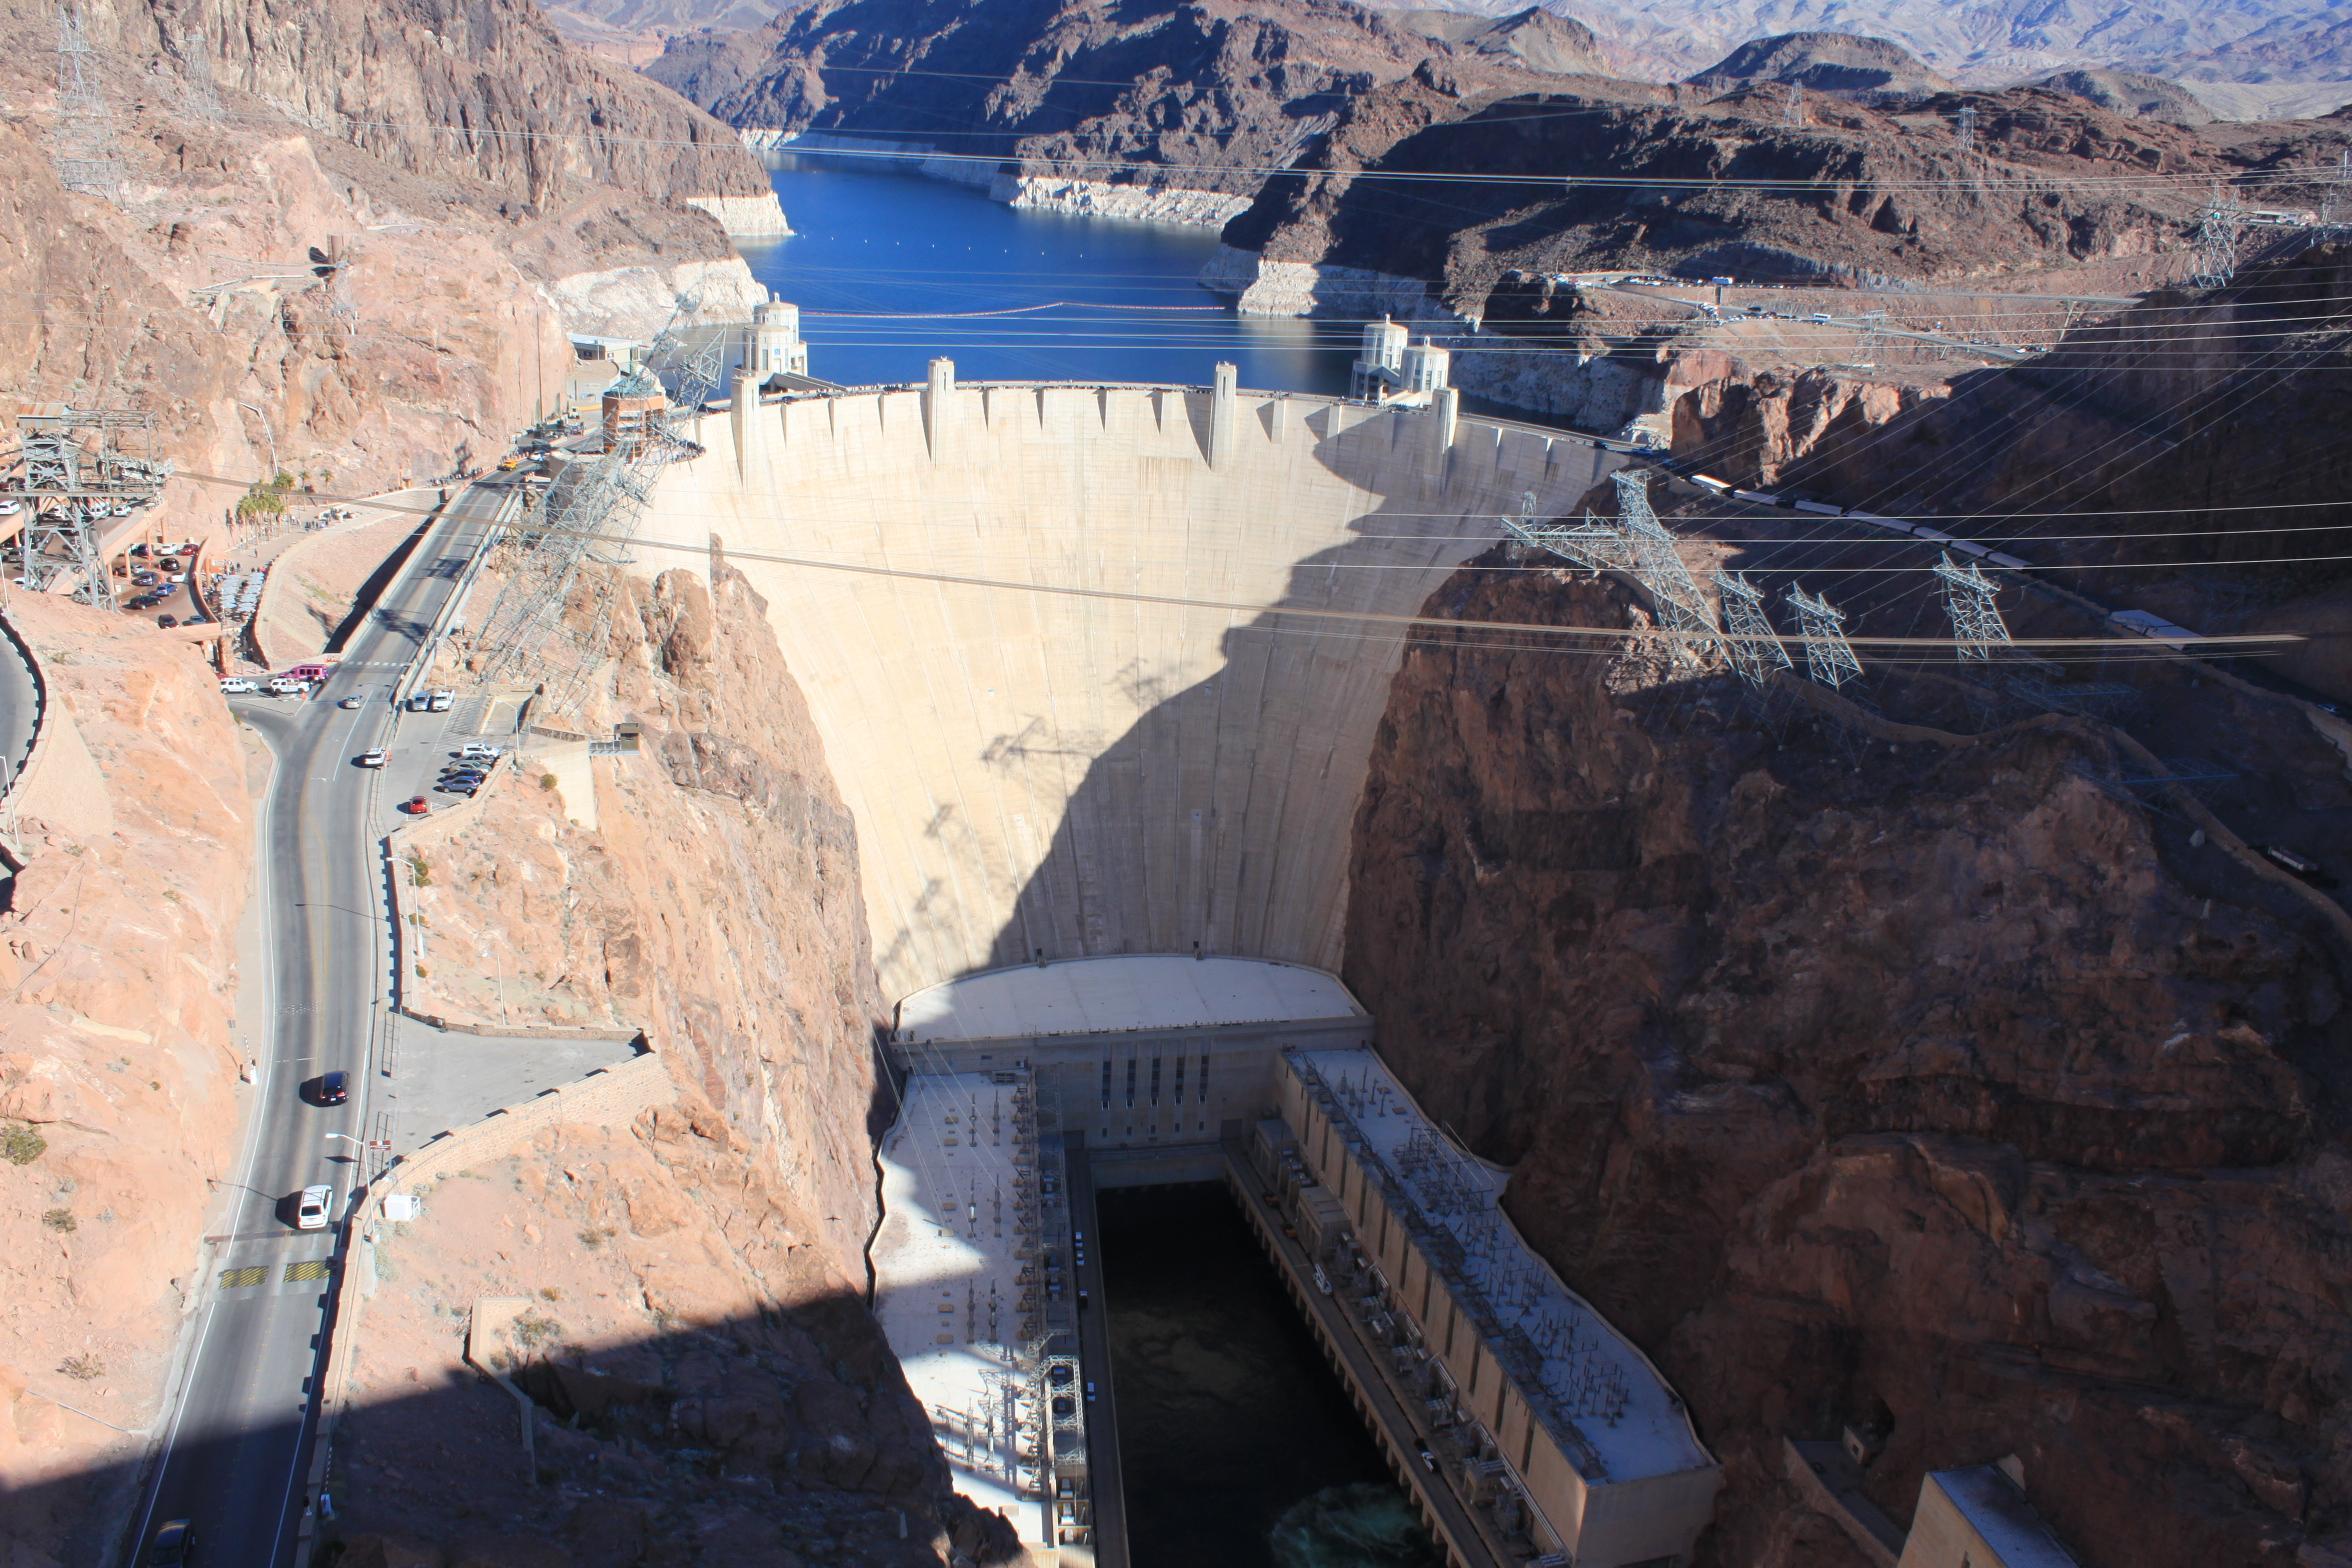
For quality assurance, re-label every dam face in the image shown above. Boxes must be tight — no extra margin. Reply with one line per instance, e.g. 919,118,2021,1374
646,374,1624,999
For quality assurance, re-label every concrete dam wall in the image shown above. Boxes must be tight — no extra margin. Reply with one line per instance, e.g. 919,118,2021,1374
639,374,1626,999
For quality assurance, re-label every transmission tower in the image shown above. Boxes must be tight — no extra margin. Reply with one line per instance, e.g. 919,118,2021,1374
1785,585,1863,689
1782,83,1804,129
470,294,730,714
1932,553,2011,660
2191,182,2244,290
1712,571,1793,688
1953,104,1977,155
52,3,121,197
1613,470,1718,655
179,28,221,123
5,410,171,606
1499,491,1632,576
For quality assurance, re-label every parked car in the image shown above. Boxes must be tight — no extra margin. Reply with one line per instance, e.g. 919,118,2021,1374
309,1071,349,1106
219,677,260,694
145,1518,196,1565
399,795,430,815
357,749,387,768
267,676,307,695
459,742,504,760
0,500,20,517
428,690,454,712
293,1183,332,1231
156,614,176,628
132,570,159,586
405,691,431,712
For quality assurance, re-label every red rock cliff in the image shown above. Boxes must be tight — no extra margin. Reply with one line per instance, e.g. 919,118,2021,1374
1343,560,2352,1568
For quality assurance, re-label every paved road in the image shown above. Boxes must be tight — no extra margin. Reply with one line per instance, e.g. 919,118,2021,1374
126,481,513,1568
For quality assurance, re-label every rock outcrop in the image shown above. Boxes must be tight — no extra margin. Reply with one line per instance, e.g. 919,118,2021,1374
0,0,768,505
1343,560,2352,1568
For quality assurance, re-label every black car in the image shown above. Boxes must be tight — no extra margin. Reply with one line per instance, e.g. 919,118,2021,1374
309,1071,349,1106
439,771,486,787
147,1518,195,1565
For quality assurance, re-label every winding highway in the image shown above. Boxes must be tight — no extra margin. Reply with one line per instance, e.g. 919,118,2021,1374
125,480,510,1568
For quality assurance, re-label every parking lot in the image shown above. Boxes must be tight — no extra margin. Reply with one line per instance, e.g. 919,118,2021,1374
228,677,529,828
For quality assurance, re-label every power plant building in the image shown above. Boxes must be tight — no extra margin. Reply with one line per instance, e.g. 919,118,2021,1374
1259,1047,1722,1568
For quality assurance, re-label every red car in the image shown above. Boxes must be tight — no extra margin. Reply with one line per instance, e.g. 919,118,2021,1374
399,795,430,816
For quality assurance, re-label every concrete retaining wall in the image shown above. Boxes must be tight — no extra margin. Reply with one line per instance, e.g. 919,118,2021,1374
642,379,1627,998
0,612,115,848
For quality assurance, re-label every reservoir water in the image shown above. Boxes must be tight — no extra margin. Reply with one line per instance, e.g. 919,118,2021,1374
739,155,1356,393
1100,1184,1441,1568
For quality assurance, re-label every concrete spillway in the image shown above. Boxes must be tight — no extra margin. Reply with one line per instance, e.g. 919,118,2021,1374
643,372,1624,998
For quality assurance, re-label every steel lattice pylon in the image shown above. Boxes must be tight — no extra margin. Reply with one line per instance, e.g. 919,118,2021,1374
1712,570,1793,687
1785,584,1864,689
6,409,170,606
179,28,221,122
469,294,731,715
52,3,120,196
1932,552,2011,660
1500,490,1633,576
1614,470,1718,655
2191,182,2244,290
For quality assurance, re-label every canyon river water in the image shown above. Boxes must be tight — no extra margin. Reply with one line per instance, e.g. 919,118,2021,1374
1101,1185,1441,1568
741,155,1355,392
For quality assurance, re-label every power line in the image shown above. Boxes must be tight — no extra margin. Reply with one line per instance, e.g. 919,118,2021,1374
156,465,2308,654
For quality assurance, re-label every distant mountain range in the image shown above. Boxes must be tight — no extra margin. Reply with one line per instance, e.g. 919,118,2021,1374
1364,0,2352,90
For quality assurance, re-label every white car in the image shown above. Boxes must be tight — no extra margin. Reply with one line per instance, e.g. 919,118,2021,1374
0,500,19,516
459,742,504,761
219,677,260,694
357,748,387,768
267,675,307,696
294,1183,332,1231
428,690,454,712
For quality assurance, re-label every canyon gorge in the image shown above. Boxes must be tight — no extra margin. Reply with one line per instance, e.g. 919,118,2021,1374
5,1,2351,1566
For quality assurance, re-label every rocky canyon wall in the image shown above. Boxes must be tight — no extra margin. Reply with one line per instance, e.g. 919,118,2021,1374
1342,560,2352,1568
0,601,257,1566
407,555,891,1280
352,551,1022,1563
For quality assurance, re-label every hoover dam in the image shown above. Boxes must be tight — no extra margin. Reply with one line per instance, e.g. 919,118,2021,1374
648,367,1627,997
624,366,1739,1568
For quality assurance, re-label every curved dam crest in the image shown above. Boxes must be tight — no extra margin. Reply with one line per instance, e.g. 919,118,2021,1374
641,376,1626,998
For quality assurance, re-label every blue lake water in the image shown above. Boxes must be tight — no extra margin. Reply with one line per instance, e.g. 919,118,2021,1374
738,155,1355,393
